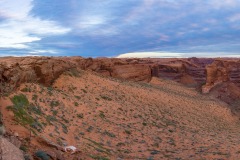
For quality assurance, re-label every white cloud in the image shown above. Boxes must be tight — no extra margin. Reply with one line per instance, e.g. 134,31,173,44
76,15,106,29
208,0,239,9
116,51,240,58
29,49,58,54
0,0,32,19
229,13,240,22
0,0,70,49
73,14,119,36
116,52,184,58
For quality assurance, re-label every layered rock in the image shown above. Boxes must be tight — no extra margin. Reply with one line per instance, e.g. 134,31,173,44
202,59,240,93
0,138,24,160
151,59,211,87
1,57,239,96
0,57,152,94
111,64,151,82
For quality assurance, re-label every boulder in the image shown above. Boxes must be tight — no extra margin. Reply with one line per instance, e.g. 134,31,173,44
0,137,24,160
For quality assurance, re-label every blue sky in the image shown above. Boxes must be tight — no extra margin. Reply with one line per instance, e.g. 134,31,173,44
0,0,240,57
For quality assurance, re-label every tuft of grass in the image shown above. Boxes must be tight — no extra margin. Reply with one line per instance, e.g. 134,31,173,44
125,130,131,135
77,113,84,119
21,87,31,92
104,131,116,138
50,101,60,107
46,115,57,123
99,111,105,119
75,95,81,99
28,105,42,115
20,145,28,152
52,110,58,116
65,68,81,77
61,123,68,134
74,102,79,106
81,89,87,93
100,95,112,101
32,94,38,101
89,155,110,160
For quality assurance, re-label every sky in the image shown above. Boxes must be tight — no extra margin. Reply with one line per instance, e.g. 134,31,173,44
0,0,240,58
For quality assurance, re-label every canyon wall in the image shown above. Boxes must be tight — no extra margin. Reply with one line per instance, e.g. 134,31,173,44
0,57,152,94
1,57,240,96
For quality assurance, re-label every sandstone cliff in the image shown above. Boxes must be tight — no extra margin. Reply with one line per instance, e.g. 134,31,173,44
202,59,240,93
0,57,152,94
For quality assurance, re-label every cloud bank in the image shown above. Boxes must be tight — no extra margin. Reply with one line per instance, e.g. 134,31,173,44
0,0,70,54
1,0,240,57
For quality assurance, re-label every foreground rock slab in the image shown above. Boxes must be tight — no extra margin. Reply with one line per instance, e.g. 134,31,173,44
0,137,24,160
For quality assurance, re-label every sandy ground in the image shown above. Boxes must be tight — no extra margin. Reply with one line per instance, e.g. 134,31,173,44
1,69,240,159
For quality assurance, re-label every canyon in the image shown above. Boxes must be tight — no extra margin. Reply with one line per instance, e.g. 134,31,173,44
1,57,240,103
0,57,240,159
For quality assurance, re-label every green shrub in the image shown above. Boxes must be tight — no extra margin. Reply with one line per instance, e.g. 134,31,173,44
10,94,34,125
11,94,29,108
35,150,50,160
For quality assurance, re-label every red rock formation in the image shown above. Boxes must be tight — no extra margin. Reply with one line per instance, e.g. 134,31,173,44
1,138,24,160
111,64,151,82
0,57,152,94
202,59,240,93
1,57,239,96
152,59,209,87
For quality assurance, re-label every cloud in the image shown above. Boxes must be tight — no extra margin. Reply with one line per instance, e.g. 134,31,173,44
76,15,107,29
116,52,184,58
1,0,240,57
208,0,239,9
229,13,240,22
116,51,240,58
0,0,32,19
0,0,70,49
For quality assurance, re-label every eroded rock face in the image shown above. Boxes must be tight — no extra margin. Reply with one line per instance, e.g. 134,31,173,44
1,57,239,96
111,64,151,82
0,138,24,160
151,59,211,87
0,57,152,94
202,60,240,93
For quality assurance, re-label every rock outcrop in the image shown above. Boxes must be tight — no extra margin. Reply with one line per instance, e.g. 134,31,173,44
202,59,240,93
0,57,152,94
0,138,24,160
151,59,211,87
1,56,240,100
111,64,151,82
